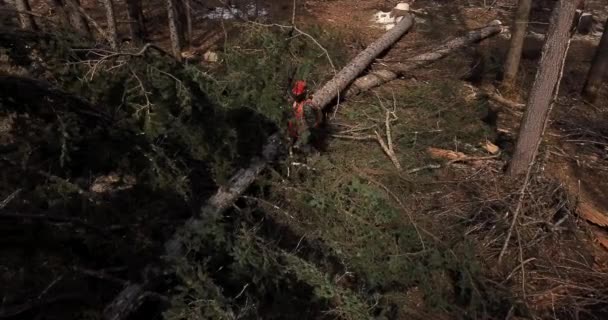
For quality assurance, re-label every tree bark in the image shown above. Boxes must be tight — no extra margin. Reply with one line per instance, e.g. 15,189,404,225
174,0,188,46
185,0,193,46
345,23,503,97
126,0,146,45
166,0,182,60
507,0,578,176
15,0,37,30
48,0,70,28
582,18,608,103
67,0,110,43
311,14,415,109
64,0,91,37
101,0,118,49
502,0,533,89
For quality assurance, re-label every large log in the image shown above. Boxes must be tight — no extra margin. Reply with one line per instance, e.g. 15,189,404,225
345,22,504,97
312,14,415,109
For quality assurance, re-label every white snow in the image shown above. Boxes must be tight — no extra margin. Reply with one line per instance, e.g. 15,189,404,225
203,4,268,20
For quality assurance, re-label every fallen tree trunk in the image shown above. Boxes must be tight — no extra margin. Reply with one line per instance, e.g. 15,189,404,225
312,14,415,108
104,18,504,319
345,22,504,97
103,16,415,320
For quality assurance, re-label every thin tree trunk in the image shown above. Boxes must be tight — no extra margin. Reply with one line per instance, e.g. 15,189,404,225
185,0,192,46
502,0,533,89
174,0,188,46
311,14,414,110
101,0,118,49
166,0,182,60
64,0,91,37
126,0,146,45
15,0,37,30
582,18,608,103
507,0,578,176
49,0,70,28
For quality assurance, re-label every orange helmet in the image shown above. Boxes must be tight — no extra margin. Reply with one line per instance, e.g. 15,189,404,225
291,80,307,97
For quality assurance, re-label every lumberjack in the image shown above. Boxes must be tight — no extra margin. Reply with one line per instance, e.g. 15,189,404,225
286,80,323,153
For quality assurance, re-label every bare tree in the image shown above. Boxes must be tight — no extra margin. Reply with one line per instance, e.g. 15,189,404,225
48,0,71,28
101,0,118,49
501,0,532,89
508,0,579,176
166,0,182,60
582,18,608,103
64,0,91,36
15,0,38,30
126,0,146,44
185,0,193,46
174,0,188,46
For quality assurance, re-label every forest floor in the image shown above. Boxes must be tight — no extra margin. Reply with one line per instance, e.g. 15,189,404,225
2,0,608,319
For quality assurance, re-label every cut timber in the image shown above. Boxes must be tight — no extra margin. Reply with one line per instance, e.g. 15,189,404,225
345,22,504,97
578,201,608,227
427,147,498,168
312,14,414,109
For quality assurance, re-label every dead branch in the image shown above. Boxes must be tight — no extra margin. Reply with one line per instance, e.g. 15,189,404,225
0,211,110,235
332,95,402,170
498,166,535,264
406,164,442,174
486,91,525,110
0,189,21,209
427,147,500,168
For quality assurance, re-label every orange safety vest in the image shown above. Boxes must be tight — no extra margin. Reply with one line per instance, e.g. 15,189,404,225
288,99,320,140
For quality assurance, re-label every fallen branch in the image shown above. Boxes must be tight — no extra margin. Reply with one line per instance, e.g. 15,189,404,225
332,108,402,170
0,189,21,209
345,22,504,97
406,164,442,174
427,147,500,168
485,91,525,110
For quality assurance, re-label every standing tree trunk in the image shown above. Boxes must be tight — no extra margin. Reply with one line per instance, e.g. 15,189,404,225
15,0,37,30
174,0,188,46
166,0,182,60
582,18,608,103
101,0,118,49
49,0,71,28
185,0,193,46
501,0,533,89
64,0,91,37
126,0,146,45
507,0,578,176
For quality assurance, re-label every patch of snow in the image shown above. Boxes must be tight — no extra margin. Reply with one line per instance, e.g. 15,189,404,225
203,4,268,20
